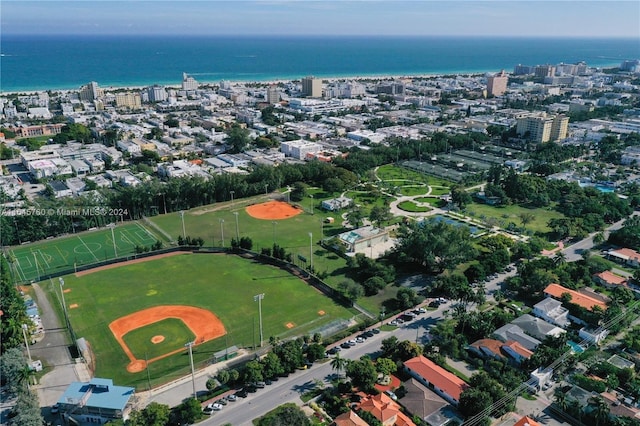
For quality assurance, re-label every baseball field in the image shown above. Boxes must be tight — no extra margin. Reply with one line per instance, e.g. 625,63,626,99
51,251,356,389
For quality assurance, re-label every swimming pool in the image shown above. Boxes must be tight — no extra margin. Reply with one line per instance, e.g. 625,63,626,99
567,340,585,353
429,215,482,235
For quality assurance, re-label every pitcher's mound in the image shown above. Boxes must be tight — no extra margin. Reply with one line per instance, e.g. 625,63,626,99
246,200,302,220
151,335,165,344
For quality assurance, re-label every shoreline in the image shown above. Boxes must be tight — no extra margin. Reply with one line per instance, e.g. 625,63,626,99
0,62,623,96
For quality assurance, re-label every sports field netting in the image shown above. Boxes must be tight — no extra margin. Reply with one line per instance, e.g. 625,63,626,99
9,222,160,283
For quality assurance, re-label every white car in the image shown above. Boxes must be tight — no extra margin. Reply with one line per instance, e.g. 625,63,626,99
206,403,223,411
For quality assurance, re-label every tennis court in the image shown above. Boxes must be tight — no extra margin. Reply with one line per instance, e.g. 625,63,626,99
9,222,160,282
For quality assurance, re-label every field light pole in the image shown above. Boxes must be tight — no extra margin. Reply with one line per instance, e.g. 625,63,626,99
309,232,313,271
230,190,235,206
254,293,265,347
59,278,67,319
185,341,197,399
179,211,186,239
109,223,117,258
233,212,240,241
219,219,225,247
309,194,314,215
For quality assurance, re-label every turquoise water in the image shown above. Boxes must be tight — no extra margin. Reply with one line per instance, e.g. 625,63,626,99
595,185,615,193
429,214,482,235
1,35,638,92
567,341,585,353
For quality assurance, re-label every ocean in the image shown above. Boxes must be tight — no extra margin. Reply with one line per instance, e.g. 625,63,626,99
1,35,638,92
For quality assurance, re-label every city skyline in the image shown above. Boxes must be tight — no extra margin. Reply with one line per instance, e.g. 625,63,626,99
2,1,639,38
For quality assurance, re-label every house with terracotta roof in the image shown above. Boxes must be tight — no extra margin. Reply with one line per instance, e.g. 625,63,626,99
403,356,469,407
332,410,369,426
501,340,534,364
607,248,640,268
593,270,628,289
543,284,608,312
357,392,416,426
514,415,542,426
493,323,541,351
468,338,506,360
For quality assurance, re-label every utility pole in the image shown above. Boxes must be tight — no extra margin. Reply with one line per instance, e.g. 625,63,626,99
254,293,265,347
185,341,197,399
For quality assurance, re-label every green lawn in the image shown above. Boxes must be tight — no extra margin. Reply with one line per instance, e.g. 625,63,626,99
10,222,162,282
415,197,446,207
398,185,429,197
376,164,453,187
54,253,354,389
397,201,431,213
464,202,565,235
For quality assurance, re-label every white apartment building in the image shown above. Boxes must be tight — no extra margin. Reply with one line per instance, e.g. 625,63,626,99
516,112,568,143
280,139,323,160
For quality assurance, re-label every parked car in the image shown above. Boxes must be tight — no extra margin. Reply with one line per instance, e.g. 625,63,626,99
371,328,380,334
255,381,266,389
216,398,227,405
340,342,351,349
226,394,237,401
364,330,374,338
51,404,59,414
355,337,365,343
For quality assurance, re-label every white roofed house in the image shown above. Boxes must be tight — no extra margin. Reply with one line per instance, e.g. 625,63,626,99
532,298,570,328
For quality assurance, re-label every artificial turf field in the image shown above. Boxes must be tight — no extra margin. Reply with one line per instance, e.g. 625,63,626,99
53,252,355,389
10,222,161,283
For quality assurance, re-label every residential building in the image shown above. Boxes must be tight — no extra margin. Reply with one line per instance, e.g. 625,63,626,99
57,378,135,425
534,65,556,79
493,324,541,351
115,92,142,109
468,339,506,361
543,283,608,312
357,392,416,426
147,85,168,103
79,81,103,102
593,271,628,289
280,139,323,160
181,73,199,90
511,314,566,340
486,70,508,97
501,340,533,364
11,123,65,138
607,248,640,268
332,410,369,426
579,327,608,346
514,415,542,426
404,355,469,407
532,298,570,328
401,378,452,426
516,112,568,143
302,76,322,98
266,85,280,104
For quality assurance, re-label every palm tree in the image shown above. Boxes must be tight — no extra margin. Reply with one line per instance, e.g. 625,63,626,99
553,388,568,412
588,395,610,426
519,212,535,230
553,252,567,267
330,353,348,379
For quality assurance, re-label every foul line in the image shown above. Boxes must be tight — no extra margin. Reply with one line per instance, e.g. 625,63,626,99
136,222,158,243
77,236,99,262
11,251,27,282
37,249,51,269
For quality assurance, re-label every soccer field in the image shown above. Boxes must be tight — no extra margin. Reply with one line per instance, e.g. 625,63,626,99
9,222,161,283
55,252,355,389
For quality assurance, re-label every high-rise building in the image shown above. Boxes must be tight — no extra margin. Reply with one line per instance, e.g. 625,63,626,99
513,64,534,75
115,92,142,109
486,70,509,97
266,85,280,104
534,65,556,79
181,73,199,90
301,76,322,98
516,113,568,143
79,81,103,102
147,85,167,103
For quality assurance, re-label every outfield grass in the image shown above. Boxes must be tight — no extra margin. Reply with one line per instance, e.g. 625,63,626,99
54,253,355,389
464,202,565,235
9,222,162,282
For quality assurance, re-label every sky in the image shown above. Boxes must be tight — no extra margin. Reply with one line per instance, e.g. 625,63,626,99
2,1,639,38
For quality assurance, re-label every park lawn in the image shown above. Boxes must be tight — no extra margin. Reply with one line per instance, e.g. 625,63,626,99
415,197,446,207
55,252,354,389
10,222,162,283
122,318,195,360
376,164,453,188
398,185,429,197
429,186,451,196
465,202,564,235
397,201,431,213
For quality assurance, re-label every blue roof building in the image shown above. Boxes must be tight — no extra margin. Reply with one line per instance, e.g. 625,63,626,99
57,378,135,425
